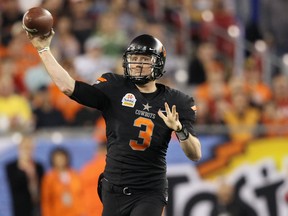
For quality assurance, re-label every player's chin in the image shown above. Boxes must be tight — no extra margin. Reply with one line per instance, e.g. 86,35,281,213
130,72,150,77
131,74,142,78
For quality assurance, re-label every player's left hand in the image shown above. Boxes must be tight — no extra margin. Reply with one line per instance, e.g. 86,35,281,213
158,102,182,131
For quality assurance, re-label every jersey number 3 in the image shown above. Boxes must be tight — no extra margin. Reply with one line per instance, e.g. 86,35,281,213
129,117,154,151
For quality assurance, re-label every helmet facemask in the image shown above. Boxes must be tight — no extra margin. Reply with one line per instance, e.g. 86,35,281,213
124,54,161,85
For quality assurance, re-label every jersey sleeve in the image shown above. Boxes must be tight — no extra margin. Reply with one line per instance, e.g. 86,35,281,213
91,72,121,90
70,73,123,111
70,81,109,111
177,93,197,137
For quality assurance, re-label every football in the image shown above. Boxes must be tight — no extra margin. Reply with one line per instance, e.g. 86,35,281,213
22,7,53,36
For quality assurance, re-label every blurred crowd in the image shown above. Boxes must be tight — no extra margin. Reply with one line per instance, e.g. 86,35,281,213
5,133,106,216
2,1,288,216
1,0,288,143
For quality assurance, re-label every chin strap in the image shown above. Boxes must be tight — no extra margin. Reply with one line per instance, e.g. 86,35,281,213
130,74,153,85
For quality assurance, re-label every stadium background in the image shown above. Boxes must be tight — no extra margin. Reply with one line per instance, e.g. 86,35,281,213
1,0,288,215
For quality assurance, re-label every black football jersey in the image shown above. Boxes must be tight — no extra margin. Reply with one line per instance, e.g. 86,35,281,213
71,73,197,190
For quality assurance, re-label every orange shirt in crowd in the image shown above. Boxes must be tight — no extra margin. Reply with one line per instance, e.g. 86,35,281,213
261,101,288,137
248,83,272,105
223,107,261,142
0,45,8,58
262,117,288,137
195,82,230,102
13,44,41,92
48,83,83,122
41,169,84,216
80,151,106,216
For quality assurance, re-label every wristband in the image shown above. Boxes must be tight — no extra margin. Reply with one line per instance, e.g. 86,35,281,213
175,125,189,141
38,47,50,54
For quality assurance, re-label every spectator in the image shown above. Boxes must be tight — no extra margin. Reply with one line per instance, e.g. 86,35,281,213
80,117,107,216
200,0,237,59
41,0,65,18
93,11,128,56
24,63,52,94
0,73,34,132
48,59,84,123
261,73,288,137
212,178,238,216
261,101,288,137
259,0,288,57
243,57,272,108
0,56,17,84
270,73,288,119
234,0,262,48
194,98,212,125
194,61,230,124
6,22,41,93
0,0,23,46
5,134,44,216
223,76,261,142
80,144,106,216
187,41,219,86
73,36,116,83
41,147,84,216
31,85,67,129
212,177,257,216
52,15,81,60
66,0,96,53
72,106,101,127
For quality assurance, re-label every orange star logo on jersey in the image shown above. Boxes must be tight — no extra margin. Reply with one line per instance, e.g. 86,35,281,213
94,77,107,84
97,77,107,82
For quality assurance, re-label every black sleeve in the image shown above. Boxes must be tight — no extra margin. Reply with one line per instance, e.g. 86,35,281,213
69,81,109,111
176,94,197,137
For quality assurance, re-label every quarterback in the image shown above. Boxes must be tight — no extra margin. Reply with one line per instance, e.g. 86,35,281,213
27,31,202,216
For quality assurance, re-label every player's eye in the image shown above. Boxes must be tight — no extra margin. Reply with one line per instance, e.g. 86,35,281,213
142,57,151,62
128,55,138,61
127,55,152,63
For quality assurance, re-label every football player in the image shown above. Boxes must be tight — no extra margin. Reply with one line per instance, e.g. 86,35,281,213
27,31,202,216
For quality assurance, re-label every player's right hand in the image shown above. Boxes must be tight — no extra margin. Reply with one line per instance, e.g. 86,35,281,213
26,29,55,52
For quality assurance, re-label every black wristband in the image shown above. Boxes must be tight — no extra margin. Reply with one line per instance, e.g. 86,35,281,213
175,125,189,141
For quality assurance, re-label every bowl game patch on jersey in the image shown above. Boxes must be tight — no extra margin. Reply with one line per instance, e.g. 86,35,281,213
122,93,137,108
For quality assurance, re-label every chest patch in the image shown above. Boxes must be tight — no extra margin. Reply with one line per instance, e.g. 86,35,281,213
121,93,137,108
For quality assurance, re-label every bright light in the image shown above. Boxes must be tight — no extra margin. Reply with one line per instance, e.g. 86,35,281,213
51,132,63,144
175,69,188,83
254,40,267,52
202,10,214,22
282,54,288,66
12,132,23,144
227,25,240,38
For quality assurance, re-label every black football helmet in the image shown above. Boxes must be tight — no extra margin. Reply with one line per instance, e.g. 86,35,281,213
123,34,166,85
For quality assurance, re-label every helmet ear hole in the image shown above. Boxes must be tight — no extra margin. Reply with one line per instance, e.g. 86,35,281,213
123,34,166,84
